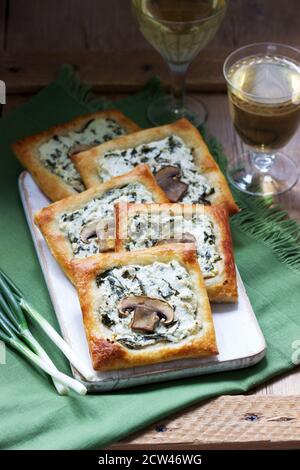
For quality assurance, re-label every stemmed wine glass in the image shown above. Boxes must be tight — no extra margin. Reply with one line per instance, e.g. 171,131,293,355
224,43,300,196
132,0,227,126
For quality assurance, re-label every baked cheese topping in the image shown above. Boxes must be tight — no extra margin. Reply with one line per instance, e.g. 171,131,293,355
96,261,200,349
98,135,214,203
59,183,154,257
125,212,222,278
39,117,125,192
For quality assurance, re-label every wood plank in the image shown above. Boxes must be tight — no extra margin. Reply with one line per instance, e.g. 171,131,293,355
6,0,93,49
224,0,300,47
6,0,300,52
264,369,300,395
85,0,233,52
0,0,7,50
4,0,300,94
4,0,230,51
0,49,229,94
108,396,300,449
5,0,151,51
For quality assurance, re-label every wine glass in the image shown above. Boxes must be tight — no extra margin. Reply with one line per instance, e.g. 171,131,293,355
224,43,300,196
132,0,227,126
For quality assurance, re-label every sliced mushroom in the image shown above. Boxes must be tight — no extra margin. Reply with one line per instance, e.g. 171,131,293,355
97,238,114,252
117,296,143,318
80,221,99,244
155,166,188,202
68,142,97,158
131,306,160,334
80,218,115,252
96,218,115,252
156,232,196,246
117,296,174,333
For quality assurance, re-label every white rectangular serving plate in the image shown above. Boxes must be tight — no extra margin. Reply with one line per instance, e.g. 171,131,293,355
19,171,266,392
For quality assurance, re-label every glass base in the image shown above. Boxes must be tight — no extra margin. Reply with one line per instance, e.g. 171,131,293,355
147,95,208,127
227,152,299,196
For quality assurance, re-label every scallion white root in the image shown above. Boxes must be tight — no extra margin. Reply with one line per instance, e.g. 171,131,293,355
20,300,95,381
0,269,90,395
22,329,69,395
12,339,87,395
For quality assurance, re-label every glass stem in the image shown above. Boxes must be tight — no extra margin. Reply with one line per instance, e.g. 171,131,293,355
251,151,276,173
168,62,189,114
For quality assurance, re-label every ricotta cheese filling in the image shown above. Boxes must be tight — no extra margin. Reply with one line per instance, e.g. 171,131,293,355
39,117,126,192
125,212,222,278
98,135,215,203
59,183,154,257
95,261,200,349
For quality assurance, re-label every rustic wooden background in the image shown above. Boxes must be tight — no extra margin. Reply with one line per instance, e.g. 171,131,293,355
1,0,300,94
1,0,300,448
1,0,299,51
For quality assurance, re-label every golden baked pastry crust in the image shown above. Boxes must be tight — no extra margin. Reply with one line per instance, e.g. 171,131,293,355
12,110,140,202
115,202,238,303
34,165,169,282
72,118,239,215
72,244,218,371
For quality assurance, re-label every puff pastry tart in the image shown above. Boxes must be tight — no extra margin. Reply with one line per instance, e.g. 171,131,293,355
34,165,168,282
12,110,140,201
72,118,238,215
72,244,218,370
115,202,238,303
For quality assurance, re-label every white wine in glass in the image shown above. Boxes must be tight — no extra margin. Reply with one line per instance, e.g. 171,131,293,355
132,0,227,126
224,43,300,196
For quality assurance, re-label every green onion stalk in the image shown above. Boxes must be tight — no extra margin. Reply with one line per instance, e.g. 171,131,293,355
0,269,90,395
0,278,68,395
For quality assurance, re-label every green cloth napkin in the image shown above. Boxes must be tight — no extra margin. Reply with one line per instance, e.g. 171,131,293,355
1,66,300,450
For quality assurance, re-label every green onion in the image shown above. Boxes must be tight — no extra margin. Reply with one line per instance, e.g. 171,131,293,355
0,283,68,395
0,270,94,381
0,269,88,395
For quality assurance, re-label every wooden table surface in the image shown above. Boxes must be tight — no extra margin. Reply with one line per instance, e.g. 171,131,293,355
1,0,300,449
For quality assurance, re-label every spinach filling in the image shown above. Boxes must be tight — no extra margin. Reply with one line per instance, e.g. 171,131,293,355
59,183,154,258
39,117,126,192
125,212,222,277
100,135,215,204
95,261,200,349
